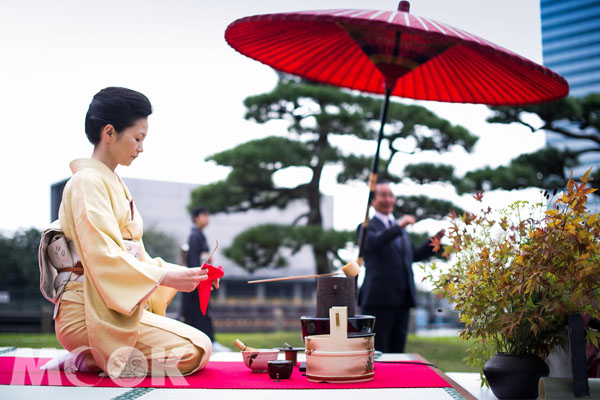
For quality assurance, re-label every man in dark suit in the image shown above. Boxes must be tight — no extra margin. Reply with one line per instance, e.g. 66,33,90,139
358,182,444,353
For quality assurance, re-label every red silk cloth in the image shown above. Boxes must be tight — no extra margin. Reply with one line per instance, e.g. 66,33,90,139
0,358,451,389
198,264,224,315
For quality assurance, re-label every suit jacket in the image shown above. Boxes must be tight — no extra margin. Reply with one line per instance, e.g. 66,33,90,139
181,226,209,319
358,217,435,309
186,226,208,268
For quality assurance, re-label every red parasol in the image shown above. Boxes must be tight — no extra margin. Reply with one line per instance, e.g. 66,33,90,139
224,1,569,260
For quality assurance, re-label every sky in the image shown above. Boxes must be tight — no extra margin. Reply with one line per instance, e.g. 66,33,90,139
0,0,549,235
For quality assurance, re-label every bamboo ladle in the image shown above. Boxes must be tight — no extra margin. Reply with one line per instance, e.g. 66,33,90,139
247,260,361,284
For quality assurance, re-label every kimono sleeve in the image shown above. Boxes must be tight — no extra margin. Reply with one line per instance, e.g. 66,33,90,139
139,245,187,316
64,174,167,315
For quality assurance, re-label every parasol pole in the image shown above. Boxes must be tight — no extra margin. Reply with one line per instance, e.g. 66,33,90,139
357,87,393,265
356,3,406,265
357,2,408,265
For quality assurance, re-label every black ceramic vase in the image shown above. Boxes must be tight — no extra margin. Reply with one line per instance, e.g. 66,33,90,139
483,353,549,399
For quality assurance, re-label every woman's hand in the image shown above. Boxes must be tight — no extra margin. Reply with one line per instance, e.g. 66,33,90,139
161,268,208,292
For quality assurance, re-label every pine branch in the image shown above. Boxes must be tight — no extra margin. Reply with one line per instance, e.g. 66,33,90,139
573,147,600,157
544,123,600,145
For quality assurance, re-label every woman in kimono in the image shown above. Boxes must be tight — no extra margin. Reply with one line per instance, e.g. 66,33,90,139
53,87,215,378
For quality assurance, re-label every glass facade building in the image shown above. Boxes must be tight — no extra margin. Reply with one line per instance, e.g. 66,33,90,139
541,0,600,97
540,0,600,193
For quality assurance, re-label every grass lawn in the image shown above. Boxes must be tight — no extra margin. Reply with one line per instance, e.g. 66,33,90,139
405,335,475,372
0,333,62,349
0,331,477,373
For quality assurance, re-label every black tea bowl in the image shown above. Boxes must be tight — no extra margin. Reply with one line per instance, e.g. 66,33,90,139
268,360,293,380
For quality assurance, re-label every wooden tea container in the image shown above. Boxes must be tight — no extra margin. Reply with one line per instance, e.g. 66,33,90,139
304,306,375,383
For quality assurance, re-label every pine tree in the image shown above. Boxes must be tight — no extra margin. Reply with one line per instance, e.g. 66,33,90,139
189,75,477,274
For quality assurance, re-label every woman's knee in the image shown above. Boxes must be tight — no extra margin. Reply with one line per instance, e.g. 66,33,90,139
177,343,204,375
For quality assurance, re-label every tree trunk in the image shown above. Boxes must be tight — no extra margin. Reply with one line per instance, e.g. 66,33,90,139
308,157,330,275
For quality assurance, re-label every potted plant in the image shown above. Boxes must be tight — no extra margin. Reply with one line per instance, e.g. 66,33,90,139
423,170,600,399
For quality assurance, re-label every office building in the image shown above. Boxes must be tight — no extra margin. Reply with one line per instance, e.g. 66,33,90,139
541,0,600,97
540,0,600,196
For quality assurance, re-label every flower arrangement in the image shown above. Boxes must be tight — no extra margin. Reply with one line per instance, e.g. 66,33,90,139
423,170,600,377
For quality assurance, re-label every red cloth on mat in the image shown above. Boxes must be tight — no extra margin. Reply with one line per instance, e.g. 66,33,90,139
0,357,451,389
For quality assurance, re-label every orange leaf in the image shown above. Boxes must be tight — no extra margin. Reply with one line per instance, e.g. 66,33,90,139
429,236,442,253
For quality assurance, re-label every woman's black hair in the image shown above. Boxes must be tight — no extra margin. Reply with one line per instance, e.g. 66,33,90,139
84,87,152,145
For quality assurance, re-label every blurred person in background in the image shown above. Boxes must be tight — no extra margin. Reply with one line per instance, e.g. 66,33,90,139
180,207,230,352
358,182,444,353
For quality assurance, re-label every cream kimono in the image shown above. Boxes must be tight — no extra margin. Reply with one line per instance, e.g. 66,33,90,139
56,158,211,377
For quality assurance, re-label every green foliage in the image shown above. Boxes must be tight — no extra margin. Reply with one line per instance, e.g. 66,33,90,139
142,227,179,263
0,228,42,290
336,154,401,184
404,163,456,184
423,170,600,379
487,97,580,127
383,101,478,153
244,78,377,139
396,195,466,221
472,94,600,195
189,136,316,214
223,225,289,271
457,147,579,194
211,136,316,169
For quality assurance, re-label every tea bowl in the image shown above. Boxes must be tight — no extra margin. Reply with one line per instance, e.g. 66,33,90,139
268,360,293,380
242,350,279,372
